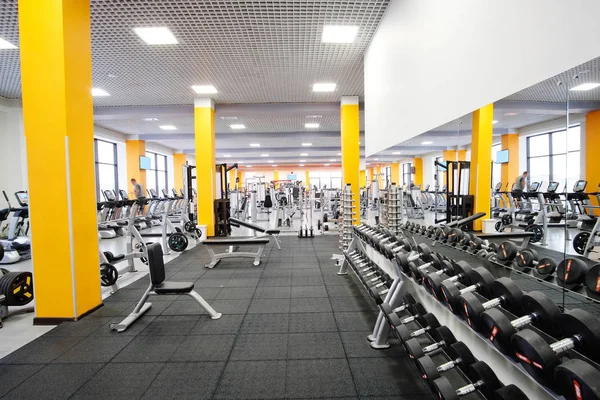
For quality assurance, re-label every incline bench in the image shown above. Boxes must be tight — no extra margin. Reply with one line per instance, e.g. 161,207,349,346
111,243,221,332
202,237,270,268
229,217,282,250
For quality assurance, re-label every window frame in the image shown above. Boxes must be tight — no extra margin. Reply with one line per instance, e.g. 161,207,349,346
145,151,169,196
94,138,118,200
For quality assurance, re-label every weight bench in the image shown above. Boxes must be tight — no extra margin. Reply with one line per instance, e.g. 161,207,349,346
110,243,221,332
203,237,270,268
229,217,281,250
445,212,487,229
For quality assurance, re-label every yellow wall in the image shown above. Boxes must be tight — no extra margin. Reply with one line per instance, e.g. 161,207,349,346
359,170,366,187
500,134,519,186
194,100,216,236
274,170,279,181
305,170,310,187
173,153,186,192
341,97,361,225
237,170,243,189
390,162,400,185
126,140,147,197
469,104,494,230
413,158,423,187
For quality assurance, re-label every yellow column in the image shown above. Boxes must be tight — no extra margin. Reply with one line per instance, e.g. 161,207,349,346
359,170,366,187
469,104,494,230
228,169,236,190
390,162,400,185
274,170,279,181
500,134,519,186
173,153,186,192
413,158,423,187
305,170,310,187
587,111,600,206
19,0,101,321
341,96,360,225
126,140,146,198
194,98,216,236
237,170,244,190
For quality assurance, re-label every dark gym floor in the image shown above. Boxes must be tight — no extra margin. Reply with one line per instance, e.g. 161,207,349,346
0,236,433,400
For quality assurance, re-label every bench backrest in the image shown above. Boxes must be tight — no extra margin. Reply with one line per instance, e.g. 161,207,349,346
147,243,166,286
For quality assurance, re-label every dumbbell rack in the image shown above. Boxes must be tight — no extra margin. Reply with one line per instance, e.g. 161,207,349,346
380,188,389,228
387,184,401,236
349,226,561,400
338,184,355,251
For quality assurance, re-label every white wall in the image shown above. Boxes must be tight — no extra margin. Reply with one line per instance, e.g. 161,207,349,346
364,0,600,156
0,99,27,196
421,152,443,189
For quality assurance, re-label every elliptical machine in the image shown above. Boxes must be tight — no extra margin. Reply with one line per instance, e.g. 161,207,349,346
0,191,31,264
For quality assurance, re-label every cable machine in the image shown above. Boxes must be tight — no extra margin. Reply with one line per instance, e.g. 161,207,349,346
434,160,474,229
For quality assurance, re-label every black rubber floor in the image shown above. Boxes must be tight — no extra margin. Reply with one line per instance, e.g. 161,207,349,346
0,236,433,400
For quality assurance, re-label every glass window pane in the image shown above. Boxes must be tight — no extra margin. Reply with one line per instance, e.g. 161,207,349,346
145,152,156,169
529,135,549,157
567,152,580,190
330,177,341,189
552,130,567,154
309,171,319,178
568,126,581,151
97,140,115,164
146,170,156,193
552,154,567,188
157,155,166,170
528,156,550,188
492,144,501,161
98,164,116,197
157,171,167,194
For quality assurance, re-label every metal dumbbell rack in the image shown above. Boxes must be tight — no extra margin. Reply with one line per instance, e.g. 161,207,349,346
380,188,389,228
387,183,401,235
339,184,355,251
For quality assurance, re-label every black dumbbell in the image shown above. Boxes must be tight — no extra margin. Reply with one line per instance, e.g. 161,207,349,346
416,341,477,386
557,258,589,287
441,267,495,314
415,258,454,285
481,291,562,356
405,326,456,360
458,277,524,331
457,232,473,250
511,309,600,387
495,241,521,262
436,226,452,242
493,384,529,400
584,263,600,294
388,302,428,328
395,243,432,273
425,260,472,301
446,228,464,246
532,258,558,281
425,225,436,238
395,313,441,343
432,361,502,400
514,248,556,273
379,293,416,317
555,359,600,400
468,236,498,255
407,254,441,281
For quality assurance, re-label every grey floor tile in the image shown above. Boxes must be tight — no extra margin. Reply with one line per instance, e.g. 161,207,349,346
141,361,225,399
230,333,288,360
290,298,332,313
90,301,135,317
259,277,293,287
0,364,44,397
209,298,252,314
0,336,84,364
349,357,430,397
94,315,157,337
140,315,199,336
330,297,377,312
119,299,175,316
214,360,286,399
6,363,103,400
170,334,235,361
195,279,229,288
103,289,147,303
292,276,325,286
216,287,256,299
53,335,134,363
161,300,209,315
334,312,378,332
193,287,222,300
291,269,323,277
241,313,289,333
191,314,244,335
262,270,293,278
254,286,292,299
71,362,164,400
291,285,328,298
288,332,345,359
248,298,291,313
225,278,261,287
113,335,184,362
43,317,113,337
326,284,367,298
286,359,357,398
288,313,338,333
340,331,405,358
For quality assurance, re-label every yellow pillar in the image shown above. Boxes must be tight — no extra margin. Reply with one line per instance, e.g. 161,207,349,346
587,111,600,206
390,162,400,186
228,169,236,190
469,104,494,230
274,170,279,181
413,158,423,187
173,153,186,192
305,170,310,187
194,98,216,236
19,0,101,321
126,140,146,198
237,170,244,190
500,134,519,186
341,96,361,225
359,170,366,187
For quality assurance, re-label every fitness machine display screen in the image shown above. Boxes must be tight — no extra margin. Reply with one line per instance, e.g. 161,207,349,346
140,156,151,170
573,180,587,192
496,149,509,164
529,182,540,192
547,182,559,192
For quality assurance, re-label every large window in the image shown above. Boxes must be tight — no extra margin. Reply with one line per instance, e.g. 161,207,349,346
308,170,342,189
402,163,413,188
145,151,168,196
491,143,501,187
526,125,580,191
94,139,118,200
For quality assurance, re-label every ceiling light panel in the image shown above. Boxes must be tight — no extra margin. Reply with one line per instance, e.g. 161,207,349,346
570,83,600,91
134,27,178,45
0,37,16,49
230,124,246,129
305,123,320,128
192,85,218,94
159,125,177,130
313,83,337,92
322,25,359,43
92,88,110,97
0,2,390,102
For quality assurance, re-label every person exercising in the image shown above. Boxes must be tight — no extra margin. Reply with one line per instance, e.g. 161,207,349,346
514,171,528,192
131,178,145,199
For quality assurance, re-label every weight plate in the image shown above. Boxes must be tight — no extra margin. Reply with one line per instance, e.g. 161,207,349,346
100,263,119,287
559,309,600,363
184,221,196,233
532,258,556,280
497,241,518,262
584,264,600,294
168,233,189,252
573,231,592,255
525,224,544,243
557,258,588,285
0,272,34,306
555,359,600,400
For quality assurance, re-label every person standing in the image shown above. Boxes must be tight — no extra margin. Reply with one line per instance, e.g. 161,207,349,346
514,171,528,192
131,178,145,199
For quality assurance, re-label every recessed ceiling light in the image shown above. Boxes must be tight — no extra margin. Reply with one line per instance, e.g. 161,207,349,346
503,112,518,116
299,160,307,162
302,143,313,147
142,117,159,121
159,125,177,130
299,164,305,167
91,88,110,97
300,153,309,156
220,116,238,120
492,120,499,124
272,165,277,167
230,124,246,129
237,161,244,164
306,115,322,118
324,164,330,166
421,141,433,145
250,143,260,147
313,83,336,92
268,160,274,163
260,154,269,157
0,37,17,49
133,27,178,45
246,165,252,167
329,159,336,162
337,153,342,156
570,83,600,91
322,25,359,43
223,154,231,158
374,158,379,161
191,85,218,94
392,151,402,155
305,123,320,129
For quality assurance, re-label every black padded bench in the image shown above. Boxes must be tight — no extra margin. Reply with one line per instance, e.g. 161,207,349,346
229,217,282,250
110,243,221,332
202,237,270,268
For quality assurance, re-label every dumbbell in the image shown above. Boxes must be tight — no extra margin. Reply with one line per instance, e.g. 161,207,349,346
395,243,432,273
440,267,495,314
407,254,441,281
387,302,428,329
584,263,600,294
514,248,557,274
414,258,455,285
432,361,502,400
456,232,472,250
416,341,477,386
468,236,498,254
425,260,472,300
425,225,436,238
395,313,442,343
436,226,452,242
493,384,529,400
495,240,522,262
405,326,456,360
557,258,589,287
458,277,524,332
379,293,416,318
481,291,562,356
511,309,600,387
446,228,464,246
555,359,600,400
